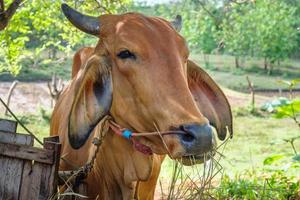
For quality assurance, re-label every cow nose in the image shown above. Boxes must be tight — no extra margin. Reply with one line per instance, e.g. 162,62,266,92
178,123,213,155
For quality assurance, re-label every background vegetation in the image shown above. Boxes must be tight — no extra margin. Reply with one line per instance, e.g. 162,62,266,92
0,0,299,199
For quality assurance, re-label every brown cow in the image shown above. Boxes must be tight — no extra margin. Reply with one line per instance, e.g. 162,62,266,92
50,4,232,200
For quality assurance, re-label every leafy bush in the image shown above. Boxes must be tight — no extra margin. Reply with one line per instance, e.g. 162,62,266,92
214,171,299,200
261,97,291,113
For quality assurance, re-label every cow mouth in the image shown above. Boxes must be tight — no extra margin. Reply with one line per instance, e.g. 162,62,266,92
178,153,215,166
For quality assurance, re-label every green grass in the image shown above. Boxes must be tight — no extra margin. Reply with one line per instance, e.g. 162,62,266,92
221,111,299,174
190,54,300,92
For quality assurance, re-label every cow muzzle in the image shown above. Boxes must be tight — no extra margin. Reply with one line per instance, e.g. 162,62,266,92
174,123,215,162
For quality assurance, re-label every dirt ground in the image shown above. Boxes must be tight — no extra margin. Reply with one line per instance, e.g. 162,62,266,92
0,82,56,114
0,81,275,114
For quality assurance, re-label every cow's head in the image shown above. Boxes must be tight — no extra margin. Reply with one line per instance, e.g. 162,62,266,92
63,4,232,164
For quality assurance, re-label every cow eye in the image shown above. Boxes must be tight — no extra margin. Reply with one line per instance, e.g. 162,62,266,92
117,50,136,60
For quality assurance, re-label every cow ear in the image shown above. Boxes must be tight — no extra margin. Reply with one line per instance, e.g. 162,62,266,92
68,55,112,149
187,60,233,140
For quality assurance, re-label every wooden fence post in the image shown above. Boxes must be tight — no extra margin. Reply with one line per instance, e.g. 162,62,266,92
246,76,255,112
4,80,18,116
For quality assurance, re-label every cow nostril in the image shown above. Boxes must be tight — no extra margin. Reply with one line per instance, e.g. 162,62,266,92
181,133,195,142
179,125,196,142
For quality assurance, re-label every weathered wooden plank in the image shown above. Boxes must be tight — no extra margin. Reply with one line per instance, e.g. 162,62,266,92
37,162,52,200
0,131,33,145
42,136,61,199
0,156,24,200
20,150,56,199
19,160,35,200
0,142,54,164
0,119,17,133
19,137,61,200
0,130,32,200
19,160,43,200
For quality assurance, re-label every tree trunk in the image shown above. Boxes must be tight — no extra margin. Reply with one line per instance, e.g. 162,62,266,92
235,57,240,68
52,48,57,59
268,62,274,75
241,56,246,67
0,0,23,31
203,54,210,67
264,57,268,71
246,76,255,113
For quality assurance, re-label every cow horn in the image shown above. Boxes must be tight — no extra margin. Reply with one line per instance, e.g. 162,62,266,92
61,3,100,36
171,15,182,32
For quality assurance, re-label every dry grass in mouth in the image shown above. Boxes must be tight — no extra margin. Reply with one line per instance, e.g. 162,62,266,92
157,138,230,200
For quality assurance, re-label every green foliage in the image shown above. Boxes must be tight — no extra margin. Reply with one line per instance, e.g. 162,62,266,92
263,154,285,165
180,3,218,54
255,0,297,65
214,171,300,200
130,0,219,54
222,0,297,66
271,79,300,128
131,0,299,72
221,2,256,58
273,99,300,119
0,3,31,75
0,0,129,75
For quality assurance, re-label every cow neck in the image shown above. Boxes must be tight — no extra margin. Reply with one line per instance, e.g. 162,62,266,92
87,135,135,199
87,124,153,199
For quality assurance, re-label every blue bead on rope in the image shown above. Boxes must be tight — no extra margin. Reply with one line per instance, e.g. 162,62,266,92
122,129,132,139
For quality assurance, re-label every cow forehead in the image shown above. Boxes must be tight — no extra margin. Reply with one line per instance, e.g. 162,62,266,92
100,13,188,56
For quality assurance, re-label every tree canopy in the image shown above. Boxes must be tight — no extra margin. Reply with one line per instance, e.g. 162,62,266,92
0,0,129,75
